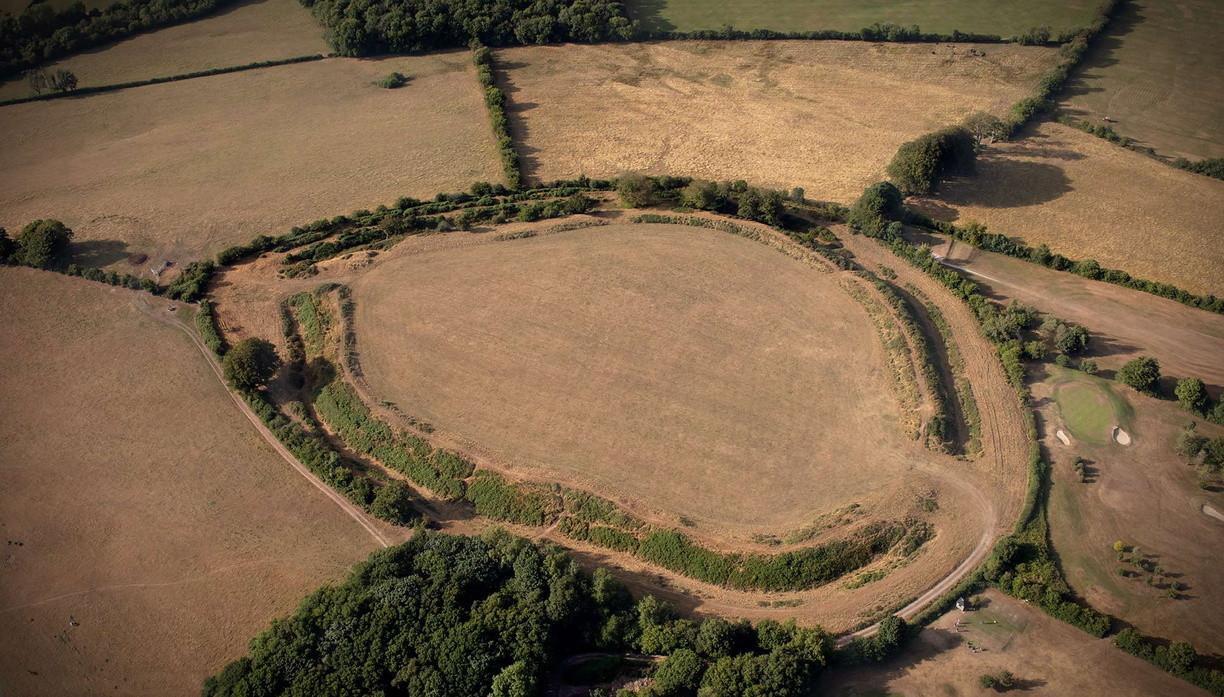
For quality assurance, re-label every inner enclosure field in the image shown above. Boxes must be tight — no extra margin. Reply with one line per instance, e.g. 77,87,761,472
626,0,1100,38
0,269,377,695
500,40,1058,202
353,223,934,533
0,53,501,270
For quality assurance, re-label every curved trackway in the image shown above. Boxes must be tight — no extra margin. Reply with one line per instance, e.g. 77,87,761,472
134,295,393,550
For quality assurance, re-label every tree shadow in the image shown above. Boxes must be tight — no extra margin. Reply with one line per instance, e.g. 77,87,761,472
907,197,960,223
627,0,677,35
69,238,130,267
939,159,1073,209
496,60,545,186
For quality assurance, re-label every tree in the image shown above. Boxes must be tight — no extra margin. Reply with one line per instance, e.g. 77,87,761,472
963,111,1007,145
489,661,535,697
644,649,702,696
369,480,419,524
680,179,723,211
1117,356,1160,394
887,135,942,194
1055,324,1089,354
49,69,77,93
0,227,14,263
222,337,280,391
26,68,48,95
848,181,904,236
16,219,73,268
616,173,656,207
1174,377,1209,415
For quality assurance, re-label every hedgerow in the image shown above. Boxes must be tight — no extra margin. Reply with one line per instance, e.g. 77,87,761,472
195,299,226,355
472,42,520,188
161,259,215,302
463,471,558,526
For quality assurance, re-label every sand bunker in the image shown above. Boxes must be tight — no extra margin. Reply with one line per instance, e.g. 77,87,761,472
1055,429,1071,446
1112,426,1132,445
1203,504,1224,524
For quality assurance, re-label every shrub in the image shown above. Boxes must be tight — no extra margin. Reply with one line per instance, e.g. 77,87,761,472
15,219,73,268
222,337,280,390
375,71,408,88
1117,356,1160,394
369,480,419,524
615,173,657,207
1175,377,1209,415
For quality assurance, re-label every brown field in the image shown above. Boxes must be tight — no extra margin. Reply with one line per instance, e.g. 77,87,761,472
0,0,328,101
1039,369,1224,656
499,40,1059,202
0,53,501,270
0,268,380,695
911,230,1224,394
820,588,1211,697
1062,0,1224,160
932,120,1224,297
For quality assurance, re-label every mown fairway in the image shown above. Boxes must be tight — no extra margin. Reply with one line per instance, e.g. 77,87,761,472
0,52,501,270
501,40,1057,202
0,269,379,695
1062,0,1224,160
937,121,1224,297
0,0,328,101
352,222,936,535
626,0,1100,37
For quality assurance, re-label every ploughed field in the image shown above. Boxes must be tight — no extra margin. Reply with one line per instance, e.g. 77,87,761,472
352,222,937,535
0,269,378,695
0,52,502,271
500,40,1058,202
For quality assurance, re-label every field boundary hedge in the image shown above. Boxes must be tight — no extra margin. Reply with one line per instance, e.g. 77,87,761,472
471,42,520,188
0,54,329,108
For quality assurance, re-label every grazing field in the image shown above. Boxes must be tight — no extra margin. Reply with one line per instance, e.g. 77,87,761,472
0,53,501,270
500,40,1058,201
0,269,379,695
935,120,1224,297
352,222,934,535
1039,372,1224,656
1062,0,1224,160
915,232,1224,393
820,589,1210,697
0,0,328,101
627,0,1100,37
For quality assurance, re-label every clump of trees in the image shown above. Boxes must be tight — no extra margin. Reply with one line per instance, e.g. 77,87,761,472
847,181,904,236
886,126,976,194
472,42,520,188
202,531,834,697
221,337,280,391
1172,157,1224,181
2,219,74,268
26,67,77,94
299,0,636,56
1116,356,1160,394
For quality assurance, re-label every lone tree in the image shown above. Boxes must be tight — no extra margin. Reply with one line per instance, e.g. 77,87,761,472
16,219,73,268
1117,356,1161,394
222,337,280,391
848,181,904,236
1175,377,1209,415
369,480,420,524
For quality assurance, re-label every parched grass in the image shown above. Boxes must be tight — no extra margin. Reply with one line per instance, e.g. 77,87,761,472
843,280,923,439
907,283,983,455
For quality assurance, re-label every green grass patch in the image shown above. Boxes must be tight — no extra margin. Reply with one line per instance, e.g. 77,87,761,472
1048,366,1132,444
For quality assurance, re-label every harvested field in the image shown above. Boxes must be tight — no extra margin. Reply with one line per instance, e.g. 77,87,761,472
912,230,1224,394
0,268,380,695
500,40,1058,201
0,53,502,270
351,222,925,534
820,588,1211,697
1039,371,1224,656
0,0,328,100
628,0,1100,38
934,120,1224,297
1062,0,1224,160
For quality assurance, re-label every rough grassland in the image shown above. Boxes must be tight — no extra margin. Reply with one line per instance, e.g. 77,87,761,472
937,121,1224,297
501,40,1058,201
820,589,1210,697
0,0,328,101
352,223,939,534
1040,377,1224,657
627,0,1100,37
1062,0,1224,160
0,53,501,269
0,269,377,695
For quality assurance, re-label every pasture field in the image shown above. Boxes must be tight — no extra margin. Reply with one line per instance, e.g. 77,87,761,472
934,120,1224,297
499,40,1058,201
0,269,379,695
0,52,501,271
627,0,1100,38
820,589,1211,697
351,222,923,534
0,0,328,101
914,231,1224,393
1062,0,1224,160
1038,371,1224,656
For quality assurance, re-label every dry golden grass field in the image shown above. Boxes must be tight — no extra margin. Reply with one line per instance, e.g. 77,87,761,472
934,120,1224,297
1039,370,1224,656
820,589,1211,697
0,52,501,270
499,40,1058,202
1062,0,1224,160
0,268,379,696
0,0,328,100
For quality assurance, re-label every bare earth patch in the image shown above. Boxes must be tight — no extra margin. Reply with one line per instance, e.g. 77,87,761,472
0,53,502,269
0,269,379,695
500,40,1058,201
935,120,1224,297
0,0,329,101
